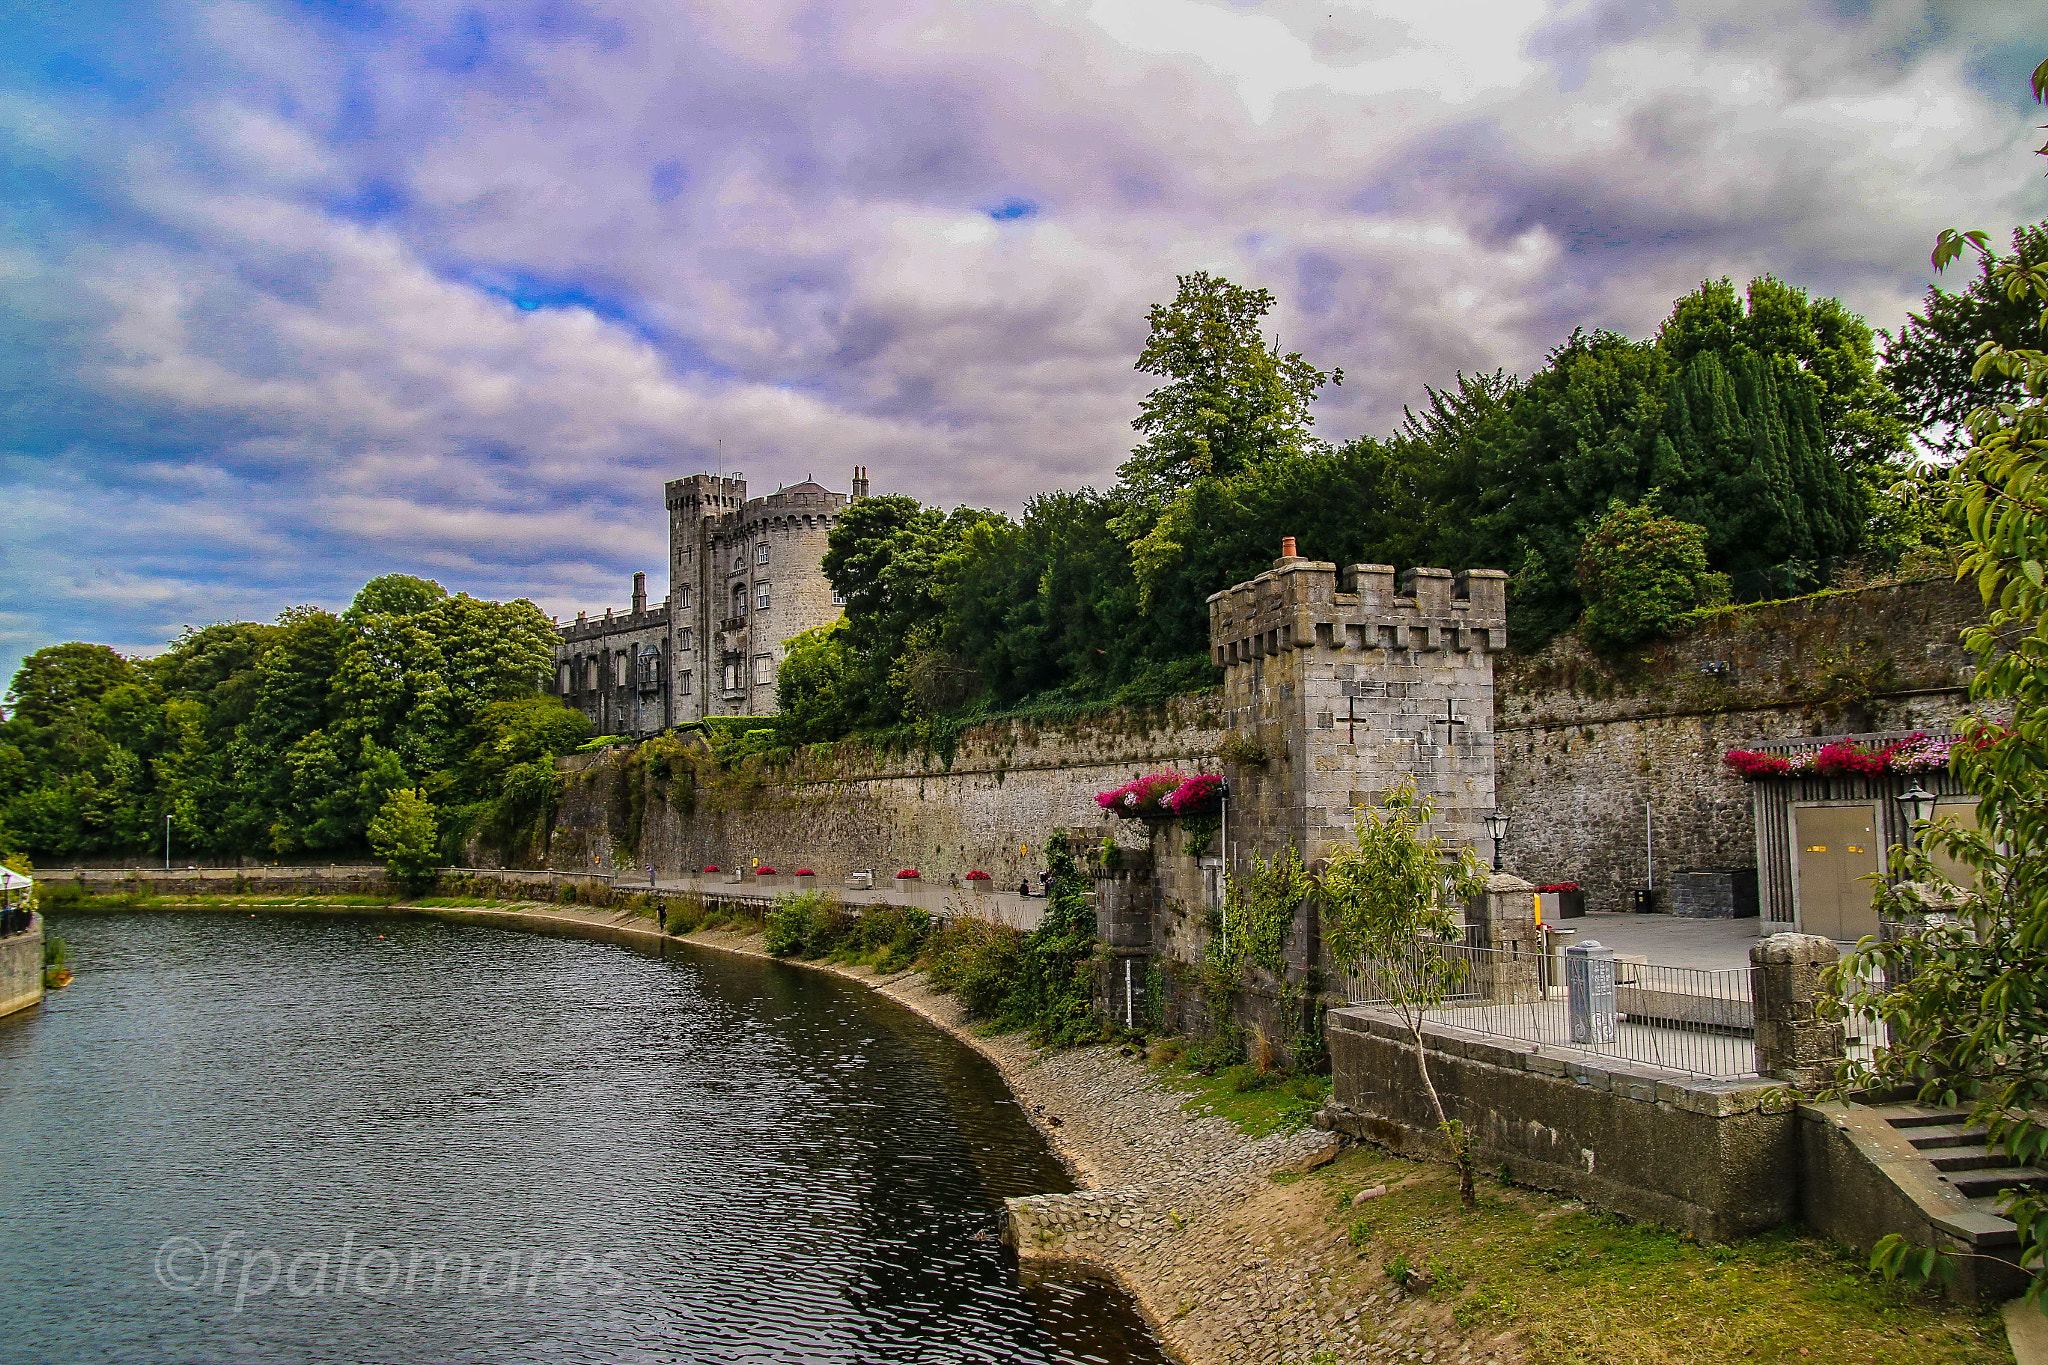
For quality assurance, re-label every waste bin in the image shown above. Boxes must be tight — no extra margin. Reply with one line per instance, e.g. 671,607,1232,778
1630,887,1658,914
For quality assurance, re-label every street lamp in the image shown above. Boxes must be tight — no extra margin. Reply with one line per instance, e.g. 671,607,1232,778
1483,810,1511,872
1897,783,1937,849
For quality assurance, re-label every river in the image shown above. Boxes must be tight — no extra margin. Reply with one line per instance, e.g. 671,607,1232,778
0,913,1173,1364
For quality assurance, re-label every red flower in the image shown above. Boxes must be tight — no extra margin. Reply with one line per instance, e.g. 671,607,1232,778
756,867,777,875
1536,882,1581,893
965,870,991,881
702,865,720,873
795,869,815,876
895,869,920,879
1721,750,1790,779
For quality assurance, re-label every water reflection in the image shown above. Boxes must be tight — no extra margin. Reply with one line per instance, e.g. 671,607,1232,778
0,913,1170,1365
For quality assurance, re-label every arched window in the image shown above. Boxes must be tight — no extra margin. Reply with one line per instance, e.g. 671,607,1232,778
732,583,747,619
678,587,691,610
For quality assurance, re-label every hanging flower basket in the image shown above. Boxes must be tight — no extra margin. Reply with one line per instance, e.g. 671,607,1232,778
1163,774,1225,817
1095,772,1186,820
1722,732,1966,781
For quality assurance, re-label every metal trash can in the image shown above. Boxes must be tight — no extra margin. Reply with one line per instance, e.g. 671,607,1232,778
1629,887,1658,914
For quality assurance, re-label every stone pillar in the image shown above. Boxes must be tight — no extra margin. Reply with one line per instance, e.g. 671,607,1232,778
1750,933,1845,1088
1465,872,1542,1004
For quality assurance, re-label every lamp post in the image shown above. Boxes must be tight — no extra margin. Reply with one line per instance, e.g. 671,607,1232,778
1483,810,1510,873
1897,783,1937,850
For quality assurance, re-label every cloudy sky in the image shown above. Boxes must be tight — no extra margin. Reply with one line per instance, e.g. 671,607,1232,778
2,1,2043,684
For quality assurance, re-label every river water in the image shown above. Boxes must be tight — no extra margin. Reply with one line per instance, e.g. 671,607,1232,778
0,914,1172,1365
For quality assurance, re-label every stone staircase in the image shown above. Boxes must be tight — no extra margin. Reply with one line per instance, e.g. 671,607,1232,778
1800,1099,2046,1305
1878,1104,2048,1231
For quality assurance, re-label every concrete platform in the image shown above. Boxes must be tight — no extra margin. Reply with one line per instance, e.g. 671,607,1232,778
1551,911,1768,973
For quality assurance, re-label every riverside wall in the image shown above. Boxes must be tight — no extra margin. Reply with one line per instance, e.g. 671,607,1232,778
1,915,43,1019
1493,577,1988,914
541,578,1987,918
547,694,1231,890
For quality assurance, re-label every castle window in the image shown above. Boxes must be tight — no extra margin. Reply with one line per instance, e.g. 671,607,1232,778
722,658,741,691
556,662,571,693
733,549,745,572
731,583,747,619
584,659,598,690
680,628,692,651
678,587,691,610
753,654,773,685
756,543,770,565
680,669,693,696
756,583,770,611
615,654,628,687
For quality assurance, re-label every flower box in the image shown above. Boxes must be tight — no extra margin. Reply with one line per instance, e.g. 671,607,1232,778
1535,888,1585,920
794,869,816,879
895,869,920,881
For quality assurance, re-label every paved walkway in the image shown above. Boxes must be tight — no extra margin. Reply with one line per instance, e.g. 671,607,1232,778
1549,911,1766,972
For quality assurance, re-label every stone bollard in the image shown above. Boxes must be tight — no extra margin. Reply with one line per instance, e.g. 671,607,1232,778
1466,872,1543,1004
1750,933,1846,1089
1565,940,1618,1044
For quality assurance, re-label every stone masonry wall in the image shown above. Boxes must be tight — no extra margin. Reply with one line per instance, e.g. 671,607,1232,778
1494,577,1988,914
548,695,1230,891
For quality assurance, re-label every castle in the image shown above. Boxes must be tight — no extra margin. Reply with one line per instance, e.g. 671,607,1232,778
549,468,869,734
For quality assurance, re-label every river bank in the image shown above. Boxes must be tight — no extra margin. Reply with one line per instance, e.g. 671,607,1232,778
53,893,1491,1365
45,895,2018,1365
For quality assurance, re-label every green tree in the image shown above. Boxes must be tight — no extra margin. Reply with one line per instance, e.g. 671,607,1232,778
1574,499,1727,652
1884,221,2048,457
819,496,997,731
1115,271,1340,507
1317,782,1488,1209
775,620,861,745
367,787,439,885
1834,59,2048,1304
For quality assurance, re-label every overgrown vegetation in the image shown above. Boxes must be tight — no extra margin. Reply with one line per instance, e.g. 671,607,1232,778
0,575,589,867
768,253,1987,751
763,891,930,973
1830,58,2048,1305
1147,1037,1330,1137
1312,1146,2008,1364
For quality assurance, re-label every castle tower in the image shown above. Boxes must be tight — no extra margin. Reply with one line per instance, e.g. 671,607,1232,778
1208,544,1508,876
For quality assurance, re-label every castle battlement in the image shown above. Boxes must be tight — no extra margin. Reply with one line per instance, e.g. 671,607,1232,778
1208,552,1507,666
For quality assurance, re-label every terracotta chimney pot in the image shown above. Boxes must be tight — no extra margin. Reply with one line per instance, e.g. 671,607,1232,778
1280,536,1298,559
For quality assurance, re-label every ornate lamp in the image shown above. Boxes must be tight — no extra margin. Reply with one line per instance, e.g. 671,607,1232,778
1483,810,1511,872
1897,783,1937,848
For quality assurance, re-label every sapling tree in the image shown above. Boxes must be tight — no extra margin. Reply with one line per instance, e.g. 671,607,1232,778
368,787,440,888
1317,781,1487,1209
1831,55,2048,1305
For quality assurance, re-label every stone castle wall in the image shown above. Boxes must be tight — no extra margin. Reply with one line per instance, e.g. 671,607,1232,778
542,576,1986,920
546,695,1230,891
1493,577,1987,914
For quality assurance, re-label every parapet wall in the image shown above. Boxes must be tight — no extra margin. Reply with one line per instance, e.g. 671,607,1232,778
0,917,42,1019
548,695,1230,889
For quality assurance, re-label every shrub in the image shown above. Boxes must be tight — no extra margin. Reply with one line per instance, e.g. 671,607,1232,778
665,894,706,934
922,915,1027,1019
764,890,848,958
1575,498,1728,652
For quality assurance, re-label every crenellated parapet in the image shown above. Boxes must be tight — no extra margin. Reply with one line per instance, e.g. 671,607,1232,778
1208,552,1507,666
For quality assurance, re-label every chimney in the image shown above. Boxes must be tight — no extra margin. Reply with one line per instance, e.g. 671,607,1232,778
1280,536,1298,560
632,571,647,615
851,466,870,500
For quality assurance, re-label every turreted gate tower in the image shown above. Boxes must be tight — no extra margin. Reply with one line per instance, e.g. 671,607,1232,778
1207,541,1509,880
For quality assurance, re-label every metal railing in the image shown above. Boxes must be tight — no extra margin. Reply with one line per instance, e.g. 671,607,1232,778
1340,934,1761,1081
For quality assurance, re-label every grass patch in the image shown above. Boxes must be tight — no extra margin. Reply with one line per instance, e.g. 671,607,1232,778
1147,1043,1330,1137
403,896,512,909
1317,1147,2012,1364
